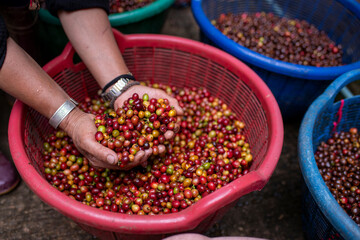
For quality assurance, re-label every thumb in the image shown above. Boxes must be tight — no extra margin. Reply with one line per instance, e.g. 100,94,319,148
168,97,184,115
87,140,118,165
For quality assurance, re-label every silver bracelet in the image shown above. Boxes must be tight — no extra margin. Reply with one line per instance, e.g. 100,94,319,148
49,98,78,129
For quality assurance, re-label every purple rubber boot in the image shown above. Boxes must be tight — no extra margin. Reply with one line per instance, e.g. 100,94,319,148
0,152,20,195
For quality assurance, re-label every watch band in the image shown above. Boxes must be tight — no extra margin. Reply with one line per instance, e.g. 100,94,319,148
102,72,135,94
101,77,133,102
49,98,78,129
101,73,141,108
109,81,140,109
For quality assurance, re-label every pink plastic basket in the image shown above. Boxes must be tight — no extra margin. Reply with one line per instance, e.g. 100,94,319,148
8,29,283,240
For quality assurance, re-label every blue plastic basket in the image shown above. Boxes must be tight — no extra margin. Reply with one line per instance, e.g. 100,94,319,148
299,69,360,239
191,0,360,119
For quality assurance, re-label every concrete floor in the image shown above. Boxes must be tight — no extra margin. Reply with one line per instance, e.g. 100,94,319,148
0,5,341,240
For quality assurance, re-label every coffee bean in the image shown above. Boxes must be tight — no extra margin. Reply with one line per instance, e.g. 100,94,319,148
213,12,344,67
109,0,155,14
315,128,360,224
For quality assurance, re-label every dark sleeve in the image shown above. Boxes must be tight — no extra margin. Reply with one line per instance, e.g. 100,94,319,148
0,0,29,7
45,0,110,17
0,15,8,69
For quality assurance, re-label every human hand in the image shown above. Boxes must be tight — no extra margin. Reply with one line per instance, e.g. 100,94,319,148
59,108,120,169
113,84,184,166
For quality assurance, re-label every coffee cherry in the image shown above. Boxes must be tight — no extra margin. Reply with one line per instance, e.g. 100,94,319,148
212,12,344,67
94,94,177,166
315,128,360,225
43,83,253,215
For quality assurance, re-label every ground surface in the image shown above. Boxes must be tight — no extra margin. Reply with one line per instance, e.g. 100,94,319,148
0,5,347,240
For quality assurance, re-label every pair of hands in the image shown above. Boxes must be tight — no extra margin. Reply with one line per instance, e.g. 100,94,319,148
61,85,183,170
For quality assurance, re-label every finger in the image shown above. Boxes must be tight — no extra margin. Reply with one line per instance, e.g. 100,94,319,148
88,157,120,170
153,89,183,114
164,130,175,140
141,148,153,163
167,97,184,115
85,140,118,166
117,150,149,171
158,145,166,154
141,161,148,168
173,123,180,133
120,155,144,170
134,150,145,163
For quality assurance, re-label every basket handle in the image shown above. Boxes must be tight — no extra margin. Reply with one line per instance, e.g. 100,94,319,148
318,69,360,132
59,43,76,66
323,69,360,105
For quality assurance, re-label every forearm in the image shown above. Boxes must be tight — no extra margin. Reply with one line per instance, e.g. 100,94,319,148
58,8,129,88
0,37,70,119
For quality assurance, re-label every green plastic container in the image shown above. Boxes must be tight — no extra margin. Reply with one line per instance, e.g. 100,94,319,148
37,0,175,63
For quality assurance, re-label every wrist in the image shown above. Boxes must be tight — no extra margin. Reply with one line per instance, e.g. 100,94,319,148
58,107,84,136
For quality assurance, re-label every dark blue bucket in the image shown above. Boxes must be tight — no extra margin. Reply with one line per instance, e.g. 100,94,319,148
191,0,360,119
299,69,360,239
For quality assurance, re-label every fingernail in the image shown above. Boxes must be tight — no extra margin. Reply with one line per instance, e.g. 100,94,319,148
107,155,116,164
174,125,180,133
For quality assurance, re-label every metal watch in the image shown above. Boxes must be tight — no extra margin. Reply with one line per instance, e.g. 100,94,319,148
101,77,133,102
101,77,140,108
109,81,140,109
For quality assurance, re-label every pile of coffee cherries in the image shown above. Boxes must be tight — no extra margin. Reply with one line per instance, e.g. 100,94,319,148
94,93,177,167
109,0,155,14
212,12,344,67
42,83,253,214
315,128,360,225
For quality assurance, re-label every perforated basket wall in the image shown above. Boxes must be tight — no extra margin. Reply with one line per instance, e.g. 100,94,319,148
302,179,344,240
299,69,360,239
9,30,283,240
191,0,360,119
